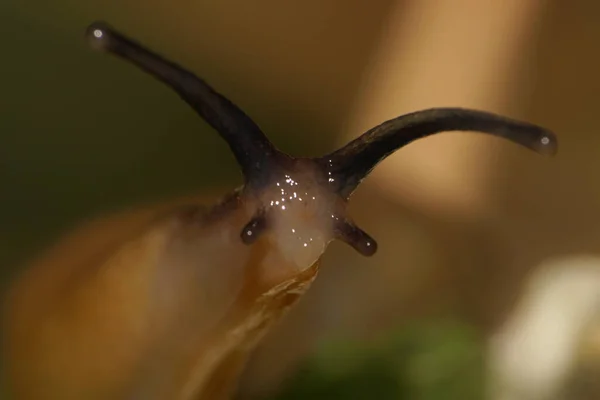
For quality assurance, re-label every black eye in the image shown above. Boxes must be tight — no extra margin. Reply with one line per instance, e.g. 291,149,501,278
240,213,268,245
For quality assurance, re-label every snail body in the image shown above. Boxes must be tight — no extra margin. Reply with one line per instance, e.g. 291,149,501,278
2,22,557,400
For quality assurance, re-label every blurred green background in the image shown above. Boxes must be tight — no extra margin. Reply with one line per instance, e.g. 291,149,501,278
270,320,484,400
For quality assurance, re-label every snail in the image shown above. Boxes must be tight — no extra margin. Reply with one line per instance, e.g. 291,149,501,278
1,21,557,400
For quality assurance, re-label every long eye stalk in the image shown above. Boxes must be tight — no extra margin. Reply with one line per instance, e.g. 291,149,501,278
321,108,557,199
85,22,279,182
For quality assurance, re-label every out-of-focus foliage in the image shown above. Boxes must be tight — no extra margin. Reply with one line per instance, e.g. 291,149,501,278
268,319,484,400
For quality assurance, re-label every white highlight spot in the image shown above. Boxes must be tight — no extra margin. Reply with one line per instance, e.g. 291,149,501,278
93,29,103,38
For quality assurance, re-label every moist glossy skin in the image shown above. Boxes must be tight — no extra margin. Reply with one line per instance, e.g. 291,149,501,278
246,159,343,274
1,21,557,400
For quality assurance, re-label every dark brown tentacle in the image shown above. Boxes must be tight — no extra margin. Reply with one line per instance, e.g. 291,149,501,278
321,108,557,199
85,21,279,182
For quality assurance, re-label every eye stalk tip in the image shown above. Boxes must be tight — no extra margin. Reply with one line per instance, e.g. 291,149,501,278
535,131,558,157
85,21,115,51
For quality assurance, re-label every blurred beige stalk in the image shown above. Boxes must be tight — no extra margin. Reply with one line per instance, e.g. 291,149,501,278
343,0,547,219
487,256,600,400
